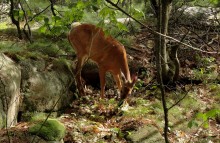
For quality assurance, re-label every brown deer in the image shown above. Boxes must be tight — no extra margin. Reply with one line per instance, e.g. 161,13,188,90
68,23,137,99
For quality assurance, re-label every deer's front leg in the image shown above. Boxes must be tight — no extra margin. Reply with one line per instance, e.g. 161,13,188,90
99,68,106,98
113,74,122,98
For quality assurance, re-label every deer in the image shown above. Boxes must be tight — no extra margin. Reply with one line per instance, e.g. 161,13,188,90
68,22,137,100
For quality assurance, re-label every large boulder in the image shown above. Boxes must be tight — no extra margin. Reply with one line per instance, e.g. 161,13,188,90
20,58,74,112
0,53,21,128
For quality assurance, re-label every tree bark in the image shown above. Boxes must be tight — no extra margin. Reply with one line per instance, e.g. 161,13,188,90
160,0,172,82
9,0,22,39
155,0,172,142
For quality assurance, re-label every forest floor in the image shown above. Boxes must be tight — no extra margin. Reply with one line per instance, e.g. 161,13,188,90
0,27,220,143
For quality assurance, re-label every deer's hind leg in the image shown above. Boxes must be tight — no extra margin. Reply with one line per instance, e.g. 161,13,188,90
75,56,87,96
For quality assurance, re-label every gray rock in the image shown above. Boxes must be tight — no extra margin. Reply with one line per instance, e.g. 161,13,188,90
0,53,21,127
20,58,74,112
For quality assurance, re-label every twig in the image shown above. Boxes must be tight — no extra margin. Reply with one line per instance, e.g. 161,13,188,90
183,26,215,51
49,0,56,16
27,4,51,23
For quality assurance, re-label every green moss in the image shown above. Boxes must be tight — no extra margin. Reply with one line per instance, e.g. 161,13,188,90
0,111,6,128
31,112,48,121
20,112,57,122
0,41,25,53
0,22,8,30
52,58,72,72
123,98,151,118
28,41,64,57
29,118,65,141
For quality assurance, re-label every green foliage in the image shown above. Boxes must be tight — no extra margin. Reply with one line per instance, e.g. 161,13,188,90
188,119,199,128
134,80,144,90
0,41,25,53
0,22,8,30
98,6,127,33
130,7,145,20
123,98,151,117
28,40,64,57
52,58,73,74
29,118,66,141
207,84,220,102
193,57,218,82
117,35,134,46
12,8,24,21
210,0,220,7
111,127,124,138
188,109,220,128
6,0,145,40
37,0,88,36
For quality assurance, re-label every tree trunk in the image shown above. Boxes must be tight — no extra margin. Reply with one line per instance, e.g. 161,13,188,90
154,0,173,142
160,0,172,83
9,0,22,39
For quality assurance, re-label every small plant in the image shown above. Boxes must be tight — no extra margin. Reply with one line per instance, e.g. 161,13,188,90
188,109,220,129
192,57,217,82
123,98,151,117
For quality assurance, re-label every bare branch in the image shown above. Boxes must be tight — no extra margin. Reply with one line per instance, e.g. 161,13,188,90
105,0,219,55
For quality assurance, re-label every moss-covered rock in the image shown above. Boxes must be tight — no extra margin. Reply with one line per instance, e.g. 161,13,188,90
20,58,74,112
0,110,6,128
28,41,65,57
29,118,66,141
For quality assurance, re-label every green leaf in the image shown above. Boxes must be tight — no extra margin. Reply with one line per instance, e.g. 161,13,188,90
188,120,198,128
131,8,145,19
116,22,128,31
111,127,120,133
52,26,62,35
109,98,116,104
206,109,220,119
151,85,158,89
26,10,33,17
12,9,19,17
19,10,24,18
44,17,49,24
53,16,62,21
38,25,47,34
197,112,207,121
203,121,209,128
76,1,86,9
99,7,113,18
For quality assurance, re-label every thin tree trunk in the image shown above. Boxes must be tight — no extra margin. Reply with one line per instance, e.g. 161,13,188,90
9,0,22,39
156,1,171,142
161,1,172,82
